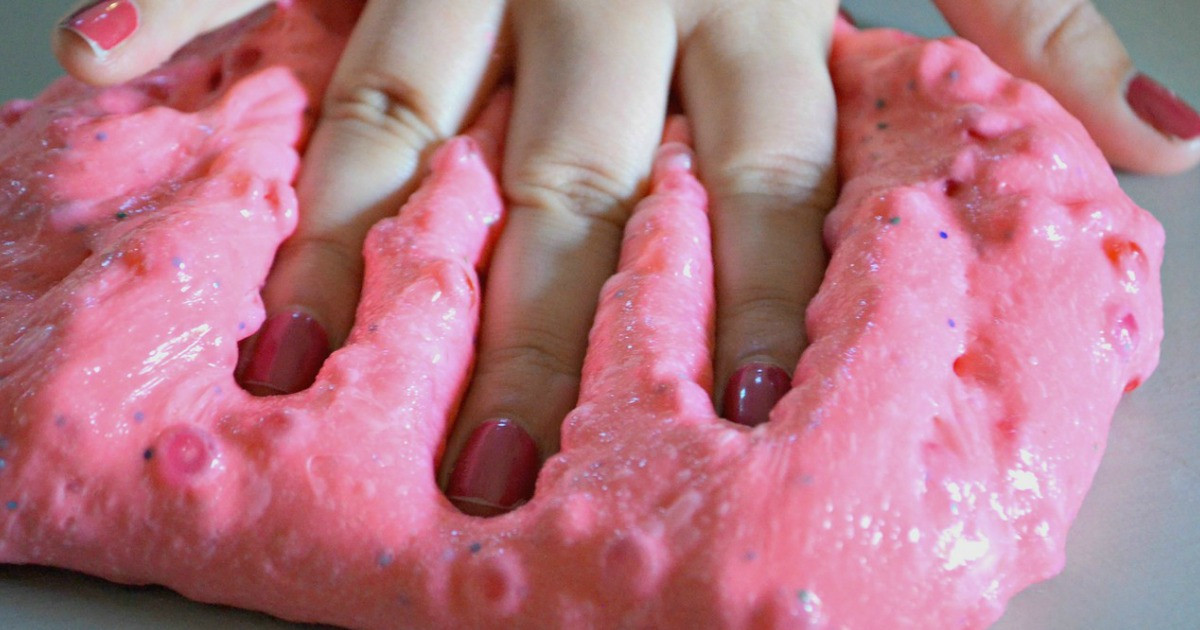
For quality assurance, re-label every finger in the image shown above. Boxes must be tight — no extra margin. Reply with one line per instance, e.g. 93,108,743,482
54,0,274,85
932,0,1200,174
441,0,676,516
238,0,506,396
679,1,839,427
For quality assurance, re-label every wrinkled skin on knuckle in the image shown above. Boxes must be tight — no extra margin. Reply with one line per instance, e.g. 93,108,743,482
321,74,446,153
476,339,582,388
1026,0,1108,71
504,155,641,231
708,150,836,217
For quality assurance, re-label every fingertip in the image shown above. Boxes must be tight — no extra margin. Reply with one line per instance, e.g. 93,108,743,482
237,307,331,397
58,1,140,57
445,418,540,517
1115,72,1200,174
54,0,184,87
1074,69,1200,176
933,0,1200,174
721,362,792,428
54,0,276,86
54,0,146,85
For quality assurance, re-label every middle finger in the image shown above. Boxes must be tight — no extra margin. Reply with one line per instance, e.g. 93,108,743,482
440,0,677,516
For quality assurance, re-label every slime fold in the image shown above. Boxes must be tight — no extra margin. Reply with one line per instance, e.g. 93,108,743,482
0,2,1163,628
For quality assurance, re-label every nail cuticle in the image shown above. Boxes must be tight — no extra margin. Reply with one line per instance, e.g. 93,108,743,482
722,362,792,428
447,418,540,518
61,0,140,56
238,308,331,397
1125,72,1200,141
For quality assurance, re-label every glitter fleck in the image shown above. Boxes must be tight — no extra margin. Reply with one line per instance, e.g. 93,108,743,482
133,411,145,423
948,319,956,328
875,98,887,110
4,500,16,511
377,551,395,567
115,211,128,220
876,121,890,130
0,459,6,470
171,256,184,269
468,542,482,554
939,231,948,239
95,131,108,142
889,216,901,225
143,448,154,461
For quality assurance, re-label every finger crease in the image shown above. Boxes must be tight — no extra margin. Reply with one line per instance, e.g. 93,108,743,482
1034,0,1094,61
282,234,363,278
478,340,583,386
507,163,637,234
323,82,445,151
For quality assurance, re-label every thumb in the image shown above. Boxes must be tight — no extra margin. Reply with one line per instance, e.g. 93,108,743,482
934,0,1200,174
54,0,275,85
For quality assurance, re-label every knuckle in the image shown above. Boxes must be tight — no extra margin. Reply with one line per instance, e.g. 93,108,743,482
708,149,836,214
1028,0,1104,62
720,292,808,365
477,334,582,387
505,156,637,232
725,292,807,328
321,72,444,151
280,233,363,278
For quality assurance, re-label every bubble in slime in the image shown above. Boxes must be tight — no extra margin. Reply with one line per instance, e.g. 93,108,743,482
0,2,1164,628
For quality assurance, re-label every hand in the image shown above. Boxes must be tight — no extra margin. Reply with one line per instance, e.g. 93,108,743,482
53,0,1200,518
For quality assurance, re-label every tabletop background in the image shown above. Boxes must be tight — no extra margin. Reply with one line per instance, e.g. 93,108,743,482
1,1,1196,628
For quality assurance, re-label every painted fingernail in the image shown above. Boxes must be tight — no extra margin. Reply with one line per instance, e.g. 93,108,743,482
238,309,330,396
447,419,540,517
61,1,140,56
723,362,792,427
1126,73,1200,140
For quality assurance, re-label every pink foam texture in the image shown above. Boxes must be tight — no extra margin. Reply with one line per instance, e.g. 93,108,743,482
0,2,1163,628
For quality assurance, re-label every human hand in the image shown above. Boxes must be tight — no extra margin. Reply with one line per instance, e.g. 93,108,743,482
53,0,840,517
53,0,1200,519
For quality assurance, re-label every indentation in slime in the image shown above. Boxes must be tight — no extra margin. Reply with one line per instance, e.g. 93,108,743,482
153,425,221,487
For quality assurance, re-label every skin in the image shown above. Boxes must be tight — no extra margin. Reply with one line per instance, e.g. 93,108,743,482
53,0,1200,504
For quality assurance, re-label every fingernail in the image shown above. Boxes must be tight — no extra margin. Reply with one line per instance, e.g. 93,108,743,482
447,419,540,517
238,309,330,396
722,362,791,427
61,0,140,56
1126,72,1200,141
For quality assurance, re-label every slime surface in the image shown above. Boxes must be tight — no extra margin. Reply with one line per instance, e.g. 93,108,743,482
0,2,1164,628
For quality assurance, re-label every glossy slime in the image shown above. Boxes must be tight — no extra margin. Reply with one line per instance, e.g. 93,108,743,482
0,3,1163,628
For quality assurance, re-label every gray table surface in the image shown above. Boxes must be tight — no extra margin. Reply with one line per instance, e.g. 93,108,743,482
1,1,1196,628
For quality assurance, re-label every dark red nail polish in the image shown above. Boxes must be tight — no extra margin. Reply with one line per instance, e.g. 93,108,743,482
447,419,540,517
723,362,792,428
1126,72,1200,141
238,309,330,396
61,0,140,55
